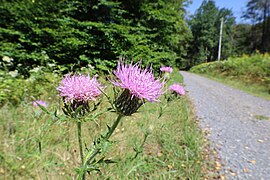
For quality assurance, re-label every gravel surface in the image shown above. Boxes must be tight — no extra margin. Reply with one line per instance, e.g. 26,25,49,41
181,71,270,180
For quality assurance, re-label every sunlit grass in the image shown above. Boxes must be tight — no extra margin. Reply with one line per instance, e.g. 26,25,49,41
191,54,270,100
0,70,207,179
196,73,270,100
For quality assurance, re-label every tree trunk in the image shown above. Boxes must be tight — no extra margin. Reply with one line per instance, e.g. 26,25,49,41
261,2,267,52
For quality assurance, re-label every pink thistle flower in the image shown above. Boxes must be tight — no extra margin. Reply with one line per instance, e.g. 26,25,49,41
169,83,185,96
160,66,173,73
33,100,47,108
57,74,104,103
112,61,164,102
112,61,164,116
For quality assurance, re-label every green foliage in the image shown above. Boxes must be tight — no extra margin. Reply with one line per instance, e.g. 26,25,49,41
187,0,235,67
0,70,207,179
186,0,270,68
0,67,60,107
232,24,253,55
0,0,191,74
191,53,270,97
242,0,270,53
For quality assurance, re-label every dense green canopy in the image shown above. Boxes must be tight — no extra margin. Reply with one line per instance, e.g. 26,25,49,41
0,0,191,75
186,0,235,67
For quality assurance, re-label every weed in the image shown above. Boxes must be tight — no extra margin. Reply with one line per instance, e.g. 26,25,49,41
0,69,207,179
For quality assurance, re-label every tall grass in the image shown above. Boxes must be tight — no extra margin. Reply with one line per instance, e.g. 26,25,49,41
0,69,207,179
191,53,270,99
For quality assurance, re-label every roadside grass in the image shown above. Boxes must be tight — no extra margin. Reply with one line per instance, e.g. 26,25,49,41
195,73,270,100
0,69,208,179
190,53,270,100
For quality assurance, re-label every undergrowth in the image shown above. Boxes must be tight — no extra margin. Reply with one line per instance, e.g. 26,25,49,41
191,53,270,99
0,68,209,179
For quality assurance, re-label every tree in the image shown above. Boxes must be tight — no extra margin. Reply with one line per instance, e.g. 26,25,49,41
187,0,235,67
232,24,253,55
0,0,191,74
121,0,192,67
243,0,270,52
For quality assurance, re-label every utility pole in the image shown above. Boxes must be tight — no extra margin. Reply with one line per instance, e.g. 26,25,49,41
218,17,223,61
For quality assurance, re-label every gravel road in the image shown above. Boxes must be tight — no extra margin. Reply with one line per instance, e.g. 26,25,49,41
181,71,270,180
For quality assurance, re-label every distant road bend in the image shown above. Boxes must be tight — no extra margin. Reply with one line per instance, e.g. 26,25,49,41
181,71,270,179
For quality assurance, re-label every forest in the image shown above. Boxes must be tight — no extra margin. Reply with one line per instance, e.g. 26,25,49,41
1,0,269,74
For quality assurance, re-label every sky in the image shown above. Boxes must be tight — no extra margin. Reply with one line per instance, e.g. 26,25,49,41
186,0,250,23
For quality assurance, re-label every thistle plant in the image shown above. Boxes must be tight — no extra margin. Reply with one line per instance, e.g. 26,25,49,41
168,83,185,96
158,83,185,118
32,100,47,108
160,66,173,80
112,61,164,114
79,61,164,179
32,100,48,117
37,60,164,179
160,66,173,73
57,74,104,180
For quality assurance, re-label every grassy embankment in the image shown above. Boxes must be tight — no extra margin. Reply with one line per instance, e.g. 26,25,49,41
0,68,211,179
191,54,270,100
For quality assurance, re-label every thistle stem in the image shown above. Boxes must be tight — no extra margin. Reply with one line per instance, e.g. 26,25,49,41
106,114,123,139
132,132,149,160
82,114,124,172
77,121,85,180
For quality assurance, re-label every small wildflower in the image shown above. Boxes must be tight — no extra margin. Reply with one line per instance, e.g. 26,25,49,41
8,70,18,78
29,67,42,73
2,56,13,63
160,66,173,73
168,83,185,96
48,63,56,68
33,100,47,108
112,61,164,115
